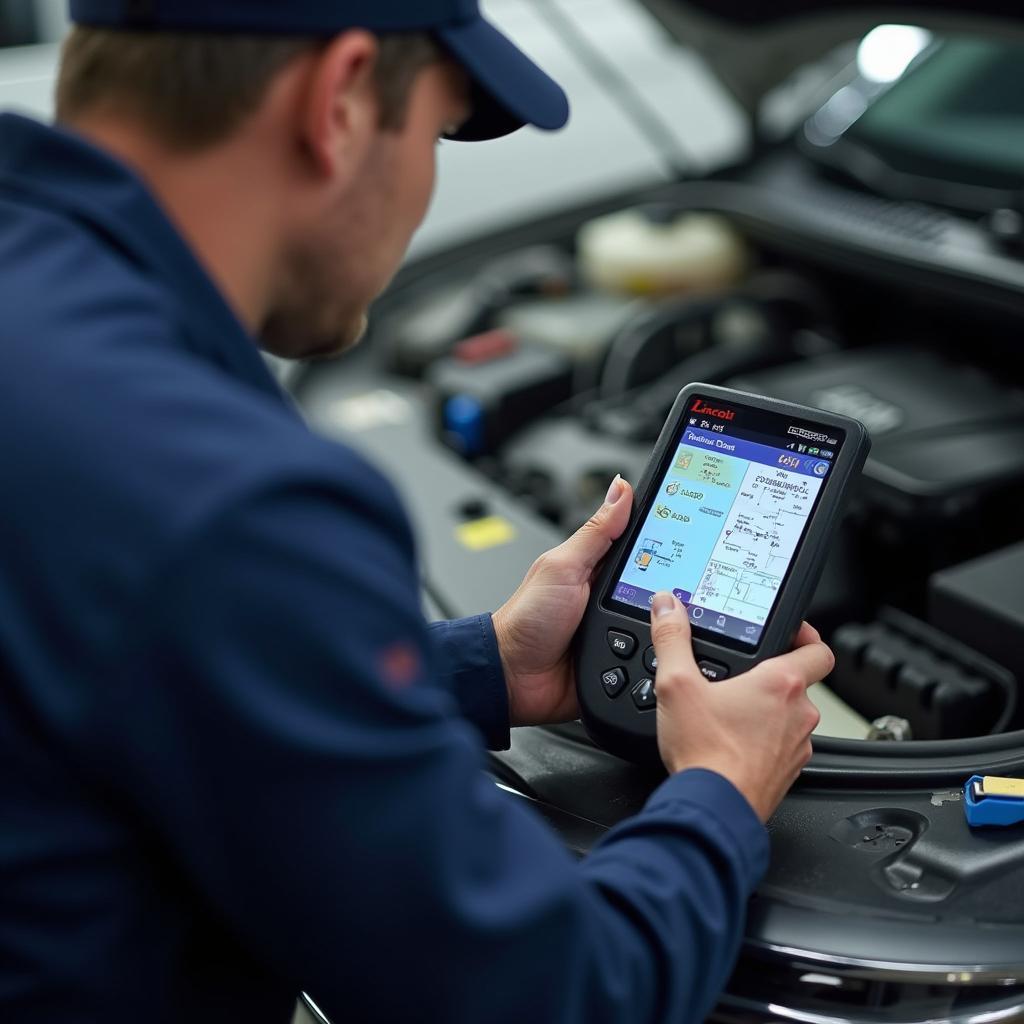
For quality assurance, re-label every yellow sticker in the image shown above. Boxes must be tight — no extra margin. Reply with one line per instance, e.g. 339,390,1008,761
456,516,517,552
982,776,1024,799
625,275,659,295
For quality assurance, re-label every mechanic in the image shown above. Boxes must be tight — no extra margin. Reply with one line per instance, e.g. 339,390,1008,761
0,2,829,1021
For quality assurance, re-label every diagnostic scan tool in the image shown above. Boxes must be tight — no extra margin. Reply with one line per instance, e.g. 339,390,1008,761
575,383,870,761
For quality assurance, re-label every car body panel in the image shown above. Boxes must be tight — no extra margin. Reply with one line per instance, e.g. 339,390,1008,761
0,1,751,261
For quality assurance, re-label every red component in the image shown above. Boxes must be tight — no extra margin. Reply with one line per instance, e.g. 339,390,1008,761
454,329,518,364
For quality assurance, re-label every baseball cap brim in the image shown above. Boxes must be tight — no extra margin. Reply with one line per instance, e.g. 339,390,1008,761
436,15,570,142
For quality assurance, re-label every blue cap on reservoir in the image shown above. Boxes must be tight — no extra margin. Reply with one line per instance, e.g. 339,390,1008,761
444,394,486,456
68,0,570,141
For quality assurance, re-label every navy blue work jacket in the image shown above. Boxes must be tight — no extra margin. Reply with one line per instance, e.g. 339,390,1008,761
0,113,769,1023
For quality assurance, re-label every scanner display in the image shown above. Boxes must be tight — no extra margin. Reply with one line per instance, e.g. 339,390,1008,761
606,395,846,650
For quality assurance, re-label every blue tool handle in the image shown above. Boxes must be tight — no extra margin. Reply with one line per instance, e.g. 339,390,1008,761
963,774,1024,828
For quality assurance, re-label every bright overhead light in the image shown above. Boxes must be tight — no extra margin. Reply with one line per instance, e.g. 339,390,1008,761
857,24,932,83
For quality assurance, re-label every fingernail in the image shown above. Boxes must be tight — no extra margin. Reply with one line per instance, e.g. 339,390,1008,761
652,592,676,618
604,474,624,505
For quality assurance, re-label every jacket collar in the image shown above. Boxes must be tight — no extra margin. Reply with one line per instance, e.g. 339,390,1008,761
0,112,287,403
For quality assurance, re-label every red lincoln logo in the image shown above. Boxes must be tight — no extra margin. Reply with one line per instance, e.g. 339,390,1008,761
691,400,736,421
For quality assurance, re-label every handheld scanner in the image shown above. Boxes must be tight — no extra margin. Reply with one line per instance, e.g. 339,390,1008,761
574,383,870,763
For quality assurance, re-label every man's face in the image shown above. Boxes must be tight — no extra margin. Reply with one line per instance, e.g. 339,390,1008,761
261,59,471,360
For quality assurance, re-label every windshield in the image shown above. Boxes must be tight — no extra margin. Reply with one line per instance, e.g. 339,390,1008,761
847,38,1024,190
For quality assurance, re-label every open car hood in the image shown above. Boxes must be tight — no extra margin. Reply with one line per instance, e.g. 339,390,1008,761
644,0,1024,115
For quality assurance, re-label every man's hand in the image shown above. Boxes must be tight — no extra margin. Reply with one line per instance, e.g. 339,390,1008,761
493,476,633,727
651,592,830,823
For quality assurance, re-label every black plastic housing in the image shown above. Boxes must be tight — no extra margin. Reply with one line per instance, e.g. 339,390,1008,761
830,606,1017,739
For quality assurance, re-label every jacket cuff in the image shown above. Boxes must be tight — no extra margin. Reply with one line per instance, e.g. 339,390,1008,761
427,615,511,751
645,768,771,885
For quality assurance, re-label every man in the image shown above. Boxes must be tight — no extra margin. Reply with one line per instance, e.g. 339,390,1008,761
0,2,828,1021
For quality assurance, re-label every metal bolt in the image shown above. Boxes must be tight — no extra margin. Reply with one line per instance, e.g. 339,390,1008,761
868,716,913,741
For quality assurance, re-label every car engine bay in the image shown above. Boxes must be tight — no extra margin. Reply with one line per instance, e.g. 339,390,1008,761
293,27,1024,1024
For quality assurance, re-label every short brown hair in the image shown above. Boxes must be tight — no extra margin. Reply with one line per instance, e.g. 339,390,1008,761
56,27,442,151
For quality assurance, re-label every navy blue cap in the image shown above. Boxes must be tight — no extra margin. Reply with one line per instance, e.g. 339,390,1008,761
68,0,570,141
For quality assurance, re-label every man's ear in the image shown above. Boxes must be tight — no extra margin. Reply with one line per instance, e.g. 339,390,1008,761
299,30,380,182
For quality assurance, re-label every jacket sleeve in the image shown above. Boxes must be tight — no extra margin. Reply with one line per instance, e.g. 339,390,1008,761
96,472,770,1024
427,616,511,750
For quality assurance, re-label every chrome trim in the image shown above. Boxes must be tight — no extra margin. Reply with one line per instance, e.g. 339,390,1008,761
743,940,1024,986
299,993,331,1024
718,992,1024,1024
495,781,530,798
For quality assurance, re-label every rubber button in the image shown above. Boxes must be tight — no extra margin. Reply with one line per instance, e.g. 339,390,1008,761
698,659,730,682
607,630,637,659
601,667,628,698
643,645,658,673
631,677,656,710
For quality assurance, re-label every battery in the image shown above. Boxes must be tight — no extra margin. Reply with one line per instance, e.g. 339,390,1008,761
427,339,573,457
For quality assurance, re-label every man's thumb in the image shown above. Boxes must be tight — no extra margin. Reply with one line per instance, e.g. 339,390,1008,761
650,593,703,686
558,475,633,576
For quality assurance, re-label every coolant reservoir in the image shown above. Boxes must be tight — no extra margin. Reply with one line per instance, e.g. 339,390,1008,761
577,206,749,296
